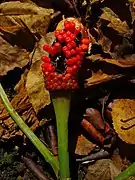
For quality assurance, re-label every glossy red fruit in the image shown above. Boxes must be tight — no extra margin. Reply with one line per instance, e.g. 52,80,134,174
76,47,82,53
65,51,71,58
65,37,72,43
74,26,81,35
81,38,90,45
54,30,60,37
66,58,74,65
70,34,75,40
80,44,88,51
64,21,75,32
70,41,76,48
67,43,72,50
43,44,52,53
76,54,83,61
64,73,72,81
70,49,76,56
69,22,75,32
50,46,57,56
57,35,64,43
62,46,68,53
47,64,55,72
42,56,51,63
54,42,61,52
66,31,72,36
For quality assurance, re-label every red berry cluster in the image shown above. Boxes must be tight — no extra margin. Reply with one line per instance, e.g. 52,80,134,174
41,20,90,91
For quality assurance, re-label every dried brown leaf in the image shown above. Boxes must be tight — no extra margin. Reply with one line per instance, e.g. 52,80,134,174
84,159,121,180
0,72,39,140
100,7,130,35
87,54,135,67
26,33,55,114
75,134,95,156
112,99,135,144
0,36,29,77
85,70,123,87
0,1,53,36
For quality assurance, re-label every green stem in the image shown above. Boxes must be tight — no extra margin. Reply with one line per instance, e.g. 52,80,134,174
0,83,59,178
114,162,135,180
52,93,71,180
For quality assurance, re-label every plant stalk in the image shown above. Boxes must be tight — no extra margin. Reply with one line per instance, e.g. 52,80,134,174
52,93,71,180
0,83,59,178
114,162,135,180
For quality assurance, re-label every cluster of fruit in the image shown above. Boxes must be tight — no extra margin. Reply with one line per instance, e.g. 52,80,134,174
41,20,90,91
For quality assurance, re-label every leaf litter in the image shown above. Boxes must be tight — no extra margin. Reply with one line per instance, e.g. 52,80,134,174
1,0,135,179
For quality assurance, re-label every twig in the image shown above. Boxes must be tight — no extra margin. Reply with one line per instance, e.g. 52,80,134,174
22,156,49,180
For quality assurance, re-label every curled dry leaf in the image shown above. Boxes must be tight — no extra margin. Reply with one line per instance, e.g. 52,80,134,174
112,99,135,144
100,7,130,36
0,1,53,36
0,36,29,77
26,33,55,114
0,72,39,140
84,159,121,180
85,70,123,87
75,134,95,156
87,54,135,67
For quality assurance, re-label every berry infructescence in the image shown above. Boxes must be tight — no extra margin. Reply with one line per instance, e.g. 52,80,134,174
41,20,90,91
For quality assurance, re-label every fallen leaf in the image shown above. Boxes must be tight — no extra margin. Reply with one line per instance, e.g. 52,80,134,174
0,1,53,36
0,36,29,77
26,33,55,114
100,7,130,35
112,99,135,144
85,70,123,87
87,54,135,67
128,0,135,23
75,134,95,156
0,71,39,140
84,159,121,180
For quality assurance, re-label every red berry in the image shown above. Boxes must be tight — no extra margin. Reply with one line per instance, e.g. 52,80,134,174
74,27,81,35
64,73,72,81
42,56,51,63
61,82,67,89
70,49,76,56
50,46,57,56
72,65,78,72
41,63,50,71
76,47,82,53
70,41,76,48
43,44,51,53
66,31,72,36
57,74,63,80
76,54,83,61
54,42,61,52
47,64,55,72
81,38,90,45
66,67,73,74
65,37,71,43
63,33,68,39
59,30,64,35
65,51,71,58
70,22,75,32
70,34,75,40
54,30,60,37
62,46,68,53
67,43,72,50
64,21,70,27
66,58,74,65
57,35,64,43
80,44,88,51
